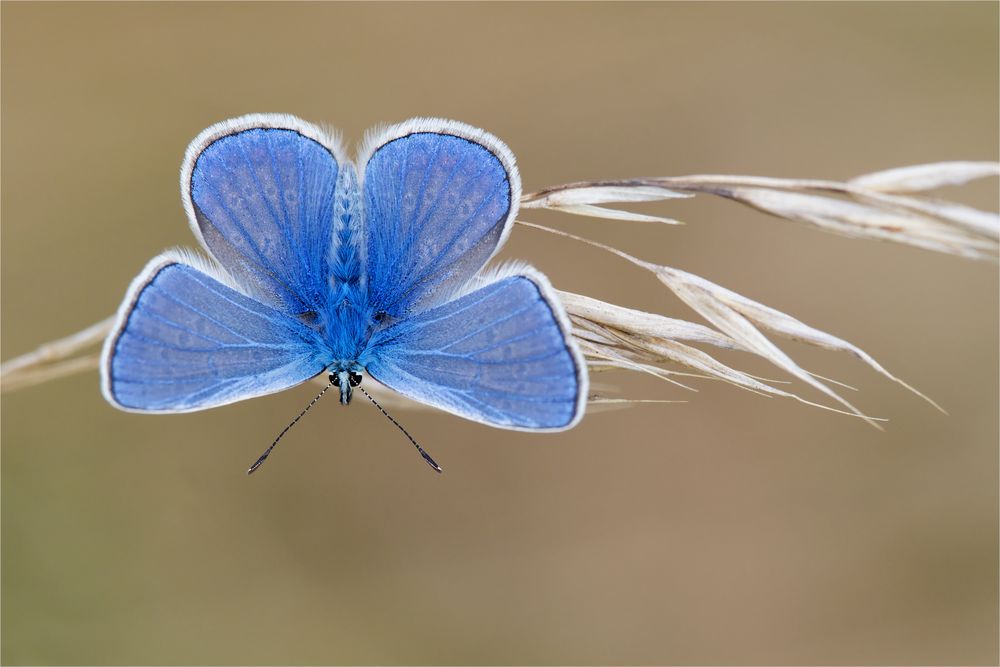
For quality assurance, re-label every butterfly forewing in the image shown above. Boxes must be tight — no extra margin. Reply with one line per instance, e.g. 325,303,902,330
363,272,586,430
102,255,330,413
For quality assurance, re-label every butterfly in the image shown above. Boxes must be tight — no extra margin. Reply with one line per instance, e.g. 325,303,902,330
100,114,588,471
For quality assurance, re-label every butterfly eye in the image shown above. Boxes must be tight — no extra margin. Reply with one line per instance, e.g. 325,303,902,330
330,373,341,387
349,372,362,387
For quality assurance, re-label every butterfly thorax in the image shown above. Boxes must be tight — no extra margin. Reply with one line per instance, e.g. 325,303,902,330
319,164,374,377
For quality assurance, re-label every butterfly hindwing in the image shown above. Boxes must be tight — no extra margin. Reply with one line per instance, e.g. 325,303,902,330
363,271,587,430
360,119,521,320
101,252,330,413
182,114,343,316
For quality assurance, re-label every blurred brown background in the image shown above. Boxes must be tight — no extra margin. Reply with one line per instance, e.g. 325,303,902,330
2,3,997,665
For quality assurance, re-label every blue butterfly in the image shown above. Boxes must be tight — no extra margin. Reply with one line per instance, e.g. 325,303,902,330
100,114,588,470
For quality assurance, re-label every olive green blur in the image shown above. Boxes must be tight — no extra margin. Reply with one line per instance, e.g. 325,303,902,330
2,2,997,664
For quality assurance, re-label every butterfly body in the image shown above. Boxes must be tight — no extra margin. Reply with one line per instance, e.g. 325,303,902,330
102,115,587,441
322,163,375,396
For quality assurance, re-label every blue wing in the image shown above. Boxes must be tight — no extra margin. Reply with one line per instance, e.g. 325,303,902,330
362,272,587,430
101,253,332,413
181,114,342,316
360,119,521,320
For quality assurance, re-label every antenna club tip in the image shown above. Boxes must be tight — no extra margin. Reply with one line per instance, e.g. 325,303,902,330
422,456,443,473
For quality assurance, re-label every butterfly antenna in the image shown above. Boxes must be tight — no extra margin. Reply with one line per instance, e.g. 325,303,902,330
247,380,334,475
358,386,442,473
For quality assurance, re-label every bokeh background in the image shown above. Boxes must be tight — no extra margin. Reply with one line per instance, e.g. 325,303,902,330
2,3,997,665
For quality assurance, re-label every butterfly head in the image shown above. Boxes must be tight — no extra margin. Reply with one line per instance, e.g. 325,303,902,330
330,369,363,405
